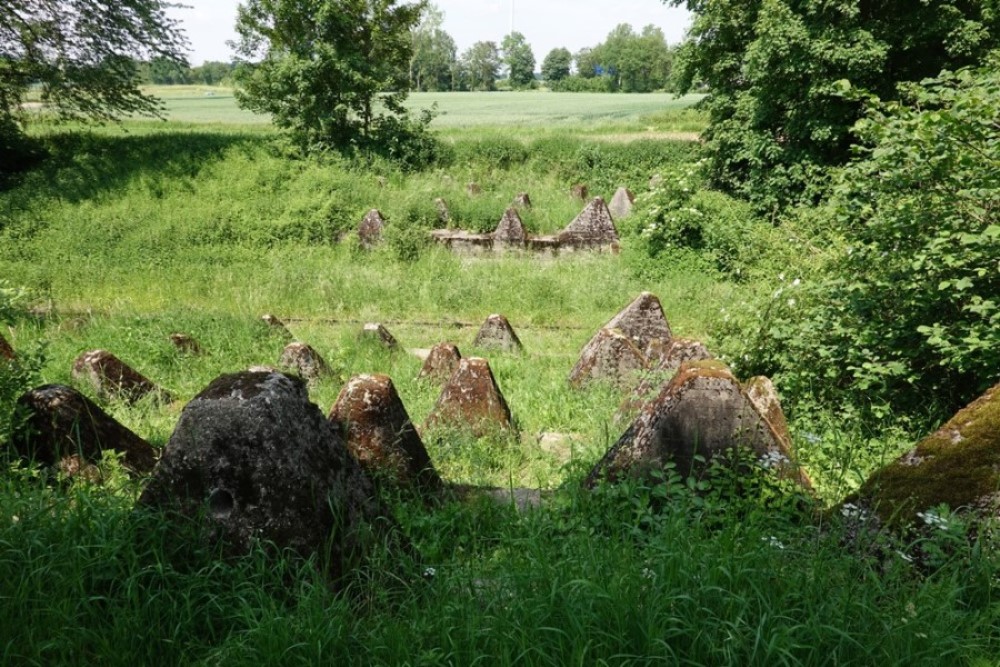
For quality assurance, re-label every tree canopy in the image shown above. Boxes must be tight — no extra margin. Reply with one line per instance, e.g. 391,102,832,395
541,47,571,84
461,41,500,92
232,0,426,153
501,32,535,89
668,0,1000,213
1,0,188,164
409,3,457,92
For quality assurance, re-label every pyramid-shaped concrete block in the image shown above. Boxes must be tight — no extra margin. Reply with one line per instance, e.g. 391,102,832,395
586,360,808,489
361,322,399,349
72,349,170,404
418,342,462,383
261,313,294,341
646,337,711,370
425,357,513,436
493,207,528,245
12,384,157,477
473,313,523,352
358,209,387,249
559,197,619,243
512,192,532,209
604,292,672,352
329,374,442,492
169,333,202,356
608,187,635,220
568,328,647,389
279,342,332,382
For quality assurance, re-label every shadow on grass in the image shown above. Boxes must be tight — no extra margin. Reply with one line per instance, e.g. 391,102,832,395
1,127,275,202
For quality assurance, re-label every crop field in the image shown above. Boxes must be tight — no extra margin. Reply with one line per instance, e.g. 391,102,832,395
2,92,998,665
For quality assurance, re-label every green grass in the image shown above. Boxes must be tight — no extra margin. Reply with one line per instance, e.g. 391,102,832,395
1,97,998,665
140,86,707,137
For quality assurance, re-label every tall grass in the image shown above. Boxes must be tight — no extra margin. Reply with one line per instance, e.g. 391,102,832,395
1,108,997,665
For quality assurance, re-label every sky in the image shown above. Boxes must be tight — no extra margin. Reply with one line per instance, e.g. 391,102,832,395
167,1,692,67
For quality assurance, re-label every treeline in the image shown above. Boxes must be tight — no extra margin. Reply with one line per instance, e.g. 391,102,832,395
410,7,676,93
141,58,237,86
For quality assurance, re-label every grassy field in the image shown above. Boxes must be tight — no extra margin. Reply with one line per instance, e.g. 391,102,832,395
141,86,706,137
1,94,998,665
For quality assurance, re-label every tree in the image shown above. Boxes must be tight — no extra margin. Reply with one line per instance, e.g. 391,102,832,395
232,0,427,151
746,59,1000,419
541,47,571,84
461,41,500,92
409,3,458,91
1,0,188,161
667,0,1000,213
500,32,535,89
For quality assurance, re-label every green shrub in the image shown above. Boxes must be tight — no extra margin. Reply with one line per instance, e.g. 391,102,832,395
735,59,1000,420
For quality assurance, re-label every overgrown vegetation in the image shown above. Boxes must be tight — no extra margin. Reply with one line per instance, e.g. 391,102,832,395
2,51,1000,660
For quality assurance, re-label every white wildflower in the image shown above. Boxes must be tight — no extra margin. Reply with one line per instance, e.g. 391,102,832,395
423,567,437,578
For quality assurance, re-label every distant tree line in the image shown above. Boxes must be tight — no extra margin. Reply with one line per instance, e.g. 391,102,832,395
140,58,238,86
409,5,676,92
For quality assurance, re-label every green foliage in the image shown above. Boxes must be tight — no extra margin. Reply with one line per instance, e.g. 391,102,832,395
232,0,434,165
500,32,536,90
549,74,614,93
573,24,674,93
0,0,187,170
541,47,572,84
668,0,1000,213
460,41,500,92
622,163,794,282
409,3,458,92
732,60,1000,420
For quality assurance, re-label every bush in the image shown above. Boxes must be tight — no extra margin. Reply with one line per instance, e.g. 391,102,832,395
736,59,1000,420
622,163,795,282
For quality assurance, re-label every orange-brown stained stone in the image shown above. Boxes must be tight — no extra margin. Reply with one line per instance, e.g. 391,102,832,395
473,314,523,353
12,383,157,476
568,327,647,389
71,349,170,404
645,336,711,370
586,360,808,489
425,357,513,437
329,374,442,492
418,342,462,383
279,342,332,382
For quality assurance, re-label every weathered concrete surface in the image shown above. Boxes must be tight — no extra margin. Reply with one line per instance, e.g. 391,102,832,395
568,327,647,389
586,361,807,489
603,292,672,353
493,208,528,246
473,314,523,353
361,322,399,349
358,209,387,249
279,342,332,382
11,384,156,477
848,380,1000,527
608,187,635,220
645,337,712,370
138,371,406,579
512,192,532,209
418,342,462,383
169,333,202,355
329,374,443,493
425,357,514,436
570,184,589,200
71,349,169,404
435,197,450,225
558,197,619,245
